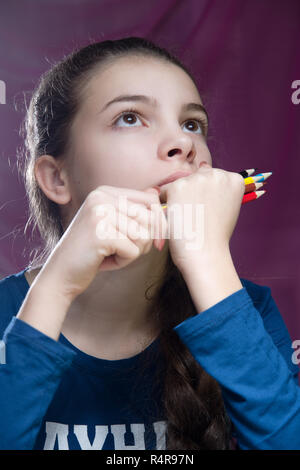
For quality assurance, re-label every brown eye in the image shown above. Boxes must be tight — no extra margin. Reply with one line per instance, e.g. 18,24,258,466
122,113,137,124
114,111,142,127
184,119,208,136
185,121,199,132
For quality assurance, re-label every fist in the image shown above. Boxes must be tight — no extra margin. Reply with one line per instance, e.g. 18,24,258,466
163,165,245,271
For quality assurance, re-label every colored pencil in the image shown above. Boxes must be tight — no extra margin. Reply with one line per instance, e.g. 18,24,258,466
238,168,258,178
242,190,266,204
244,181,265,194
244,172,272,184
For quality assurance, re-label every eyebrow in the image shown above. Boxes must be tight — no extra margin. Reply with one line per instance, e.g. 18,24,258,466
100,94,209,122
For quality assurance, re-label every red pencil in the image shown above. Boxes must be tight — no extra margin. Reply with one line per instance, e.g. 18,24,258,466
242,190,266,204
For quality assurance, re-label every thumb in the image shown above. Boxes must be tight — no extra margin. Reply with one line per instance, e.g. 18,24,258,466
144,186,161,195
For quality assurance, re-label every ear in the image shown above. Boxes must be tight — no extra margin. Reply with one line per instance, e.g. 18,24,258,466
34,155,71,205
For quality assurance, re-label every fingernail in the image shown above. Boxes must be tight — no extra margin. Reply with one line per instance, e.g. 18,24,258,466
145,187,161,195
157,239,165,251
199,161,211,168
152,186,161,194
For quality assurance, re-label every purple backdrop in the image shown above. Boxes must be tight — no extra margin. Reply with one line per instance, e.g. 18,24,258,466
0,0,300,373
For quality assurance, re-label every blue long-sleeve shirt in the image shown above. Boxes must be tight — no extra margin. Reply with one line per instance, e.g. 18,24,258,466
0,268,299,450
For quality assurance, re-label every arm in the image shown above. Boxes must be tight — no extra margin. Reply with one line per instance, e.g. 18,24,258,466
17,269,74,341
174,250,300,450
0,283,76,450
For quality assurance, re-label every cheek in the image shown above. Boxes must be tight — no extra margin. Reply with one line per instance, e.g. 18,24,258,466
69,134,143,193
71,131,111,183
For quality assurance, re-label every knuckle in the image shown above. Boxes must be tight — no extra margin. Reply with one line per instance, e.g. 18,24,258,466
173,178,187,190
88,188,102,199
214,168,226,181
235,172,244,183
85,191,97,206
132,245,141,258
233,172,245,189
89,187,109,200
85,190,104,209
95,185,108,193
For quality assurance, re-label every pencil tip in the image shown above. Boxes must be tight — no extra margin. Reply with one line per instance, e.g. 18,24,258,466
259,172,272,180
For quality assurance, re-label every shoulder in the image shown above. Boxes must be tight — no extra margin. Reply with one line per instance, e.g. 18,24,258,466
0,269,30,337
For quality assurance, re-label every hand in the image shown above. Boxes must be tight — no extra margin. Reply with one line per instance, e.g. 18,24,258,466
163,164,245,273
38,185,168,302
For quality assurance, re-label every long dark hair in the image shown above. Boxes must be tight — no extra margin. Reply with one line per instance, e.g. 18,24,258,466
18,37,233,449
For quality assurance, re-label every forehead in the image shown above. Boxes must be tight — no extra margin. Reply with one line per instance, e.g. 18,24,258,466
81,55,202,107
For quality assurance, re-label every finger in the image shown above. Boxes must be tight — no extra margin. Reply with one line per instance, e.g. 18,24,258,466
93,185,161,210
93,198,161,251
103,196,167,248
97,234,141,271
107,199,160,250
95,207,149,242
96,212,151,260
117,200,154,231
198,162,212,170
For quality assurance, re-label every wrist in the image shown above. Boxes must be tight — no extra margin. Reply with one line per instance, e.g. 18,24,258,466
178,244,233,277
34,271,75,309
35,261,78,306
179,247,243,313
17,271,74,341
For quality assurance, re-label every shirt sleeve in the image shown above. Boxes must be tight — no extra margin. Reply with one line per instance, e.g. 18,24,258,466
173,287,300,450
0,316,76,450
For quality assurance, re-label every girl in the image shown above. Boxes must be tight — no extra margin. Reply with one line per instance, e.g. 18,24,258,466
0,37,299,451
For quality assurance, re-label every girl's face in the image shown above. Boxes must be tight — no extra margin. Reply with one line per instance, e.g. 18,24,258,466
65,55,212,208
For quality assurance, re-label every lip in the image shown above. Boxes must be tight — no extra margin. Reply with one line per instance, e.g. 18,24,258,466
157,171,193,187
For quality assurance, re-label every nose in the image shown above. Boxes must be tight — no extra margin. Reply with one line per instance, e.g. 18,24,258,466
158,130,197,164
